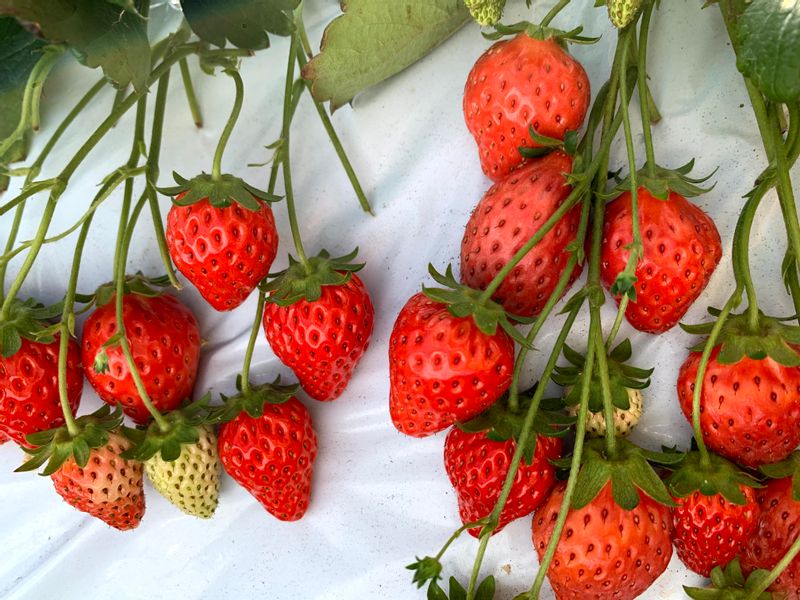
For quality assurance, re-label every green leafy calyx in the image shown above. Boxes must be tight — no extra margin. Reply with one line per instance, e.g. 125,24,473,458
684,559,775,600
210,377,299,423
666,451,761,505
760,451,800,502
609,160,716,201
0,297,64,358
159,171,280,211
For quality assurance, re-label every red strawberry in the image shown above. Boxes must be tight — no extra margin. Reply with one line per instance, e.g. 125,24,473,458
672,486,759,576
81,293,201,424
742,478,800,599
444,426,561,537
166,196,279,311
218,395,317,521
532,481,673,600
388,292,515,438
677,346,800,468
263,273,374,401
460,151,582,317
50,431,145,530
0,335,82,446
600,188,722,333
463,34,590,182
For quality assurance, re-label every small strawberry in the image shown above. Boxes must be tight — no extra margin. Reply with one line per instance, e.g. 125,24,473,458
465,0,506,26
600,187,722,333
607,0,643,28
463,33,590,182
263,251,374,401
216,381,317,521
567,387,643,437
50,430,145,530
81,288,201,424
443,394,564,537
460,151,583,317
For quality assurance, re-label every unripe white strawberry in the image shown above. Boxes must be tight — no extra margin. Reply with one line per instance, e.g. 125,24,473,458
608,0,643,29
567,387,644,437
464,0,506,26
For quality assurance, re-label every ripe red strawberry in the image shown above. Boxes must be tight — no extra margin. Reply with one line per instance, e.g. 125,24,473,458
50,431,145,530
742,477,800,599
263,273,374,401
388,292,515,438
677,346,800,468
600,188,722,333
672,486,759,576
444,426,561,537
460,151,583,317
0,335,82,446
218,395,317,521
166,196,278,311
463,34,590,182
81,293,201,424
533,481,673,600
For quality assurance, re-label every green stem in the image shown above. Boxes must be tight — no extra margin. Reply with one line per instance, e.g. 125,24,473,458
593,315,617,457
637,2,657,176
605,294,629,351
211,69,244,182
179,57,203,127
540,0,570,27
240,290,266,396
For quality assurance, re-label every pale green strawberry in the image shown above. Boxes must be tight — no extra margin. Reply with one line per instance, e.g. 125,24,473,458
145,425,221,518
607,0,642,29
567,387,644,437
464,0,506,26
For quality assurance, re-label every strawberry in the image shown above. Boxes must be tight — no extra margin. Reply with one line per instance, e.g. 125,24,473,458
50,430,145,530
460,151,583,317
216,383,317,521
608,0,643,28
533,481,673,600
741,477,800,599
81,292,201,424
463,34,590,182
567,387,643,438
600,187,722,334
0,335,82,446
465,0,506,26
388,292,515,438
263,272,374,401
166,195,278,311
672,486,759,577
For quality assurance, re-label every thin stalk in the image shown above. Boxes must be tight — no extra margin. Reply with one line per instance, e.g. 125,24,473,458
211,69,244,181
179,57,203,127
605,294,630,350
637,2,657,176
240,291,266,396
593,313,618,457
540,0,570,27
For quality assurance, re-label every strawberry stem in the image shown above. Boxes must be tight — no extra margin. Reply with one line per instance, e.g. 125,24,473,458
540,0,570,27
636,2,657,179
240,290,266,397
605,295,629,351
179,57,203,128
211,68,244,182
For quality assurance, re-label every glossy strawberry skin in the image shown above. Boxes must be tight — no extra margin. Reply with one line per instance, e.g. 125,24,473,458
388,293,515,438
50,431,145,530
460,152,582,317
444,427,561,537
742,478,800,599
166,197,279,311
600,188,722,333
464,34,590,182
672,486,759,577
532,482,673,600
0,336,82,446
81,294,201,424
677,347,800,468
263,275,374,401
218,396,317,521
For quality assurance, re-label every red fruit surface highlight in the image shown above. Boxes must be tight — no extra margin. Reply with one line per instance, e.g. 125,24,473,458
463,34,590,182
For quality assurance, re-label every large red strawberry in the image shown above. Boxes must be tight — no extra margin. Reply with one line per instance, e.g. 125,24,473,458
50,430,145,530
463,34,590,182
600,188,722,333
460,151,583,317
389,292,515,438
741,477,800,599
263,273,374,401
81,292,201,424
166,196,278,311
0,335,82,446
217,384,317,521
677,344,800,468
444,423,561,537
533,481,673,600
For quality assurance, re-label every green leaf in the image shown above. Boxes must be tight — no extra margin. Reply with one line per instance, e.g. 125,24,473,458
737,0,800,103
180,0,300,49
302,0,470,111
0,0,151,92
474,575,495,600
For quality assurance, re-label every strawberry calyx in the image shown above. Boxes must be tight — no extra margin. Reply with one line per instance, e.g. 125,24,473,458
552,338,652,412
158,171,281,211
483,22,600,47
666,450,762,505
16,405,124,475
422,264,532,347
262,248,364,306
760,451,800,501
0,297,64,358
682,308,800,367
210,376,299,423
607,159,716,200
683,559,775,600
120,394,213,462
552,437,682,510
82,272,172,309
518,126,580,160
